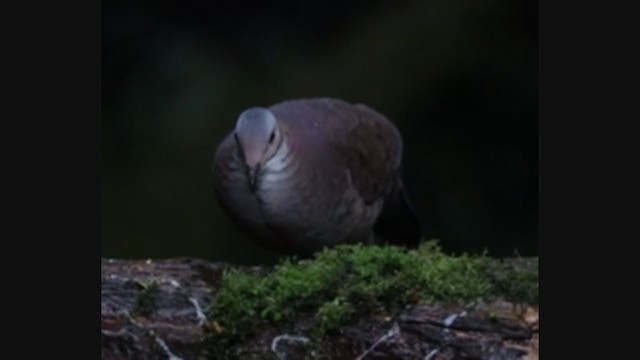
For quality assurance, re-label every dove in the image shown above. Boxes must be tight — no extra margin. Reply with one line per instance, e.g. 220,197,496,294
213,98,422,255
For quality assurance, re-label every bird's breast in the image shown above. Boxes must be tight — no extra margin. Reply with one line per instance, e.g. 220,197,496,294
255,140,300,209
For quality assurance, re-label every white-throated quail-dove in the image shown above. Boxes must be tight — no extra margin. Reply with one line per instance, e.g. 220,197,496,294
213,98,422,255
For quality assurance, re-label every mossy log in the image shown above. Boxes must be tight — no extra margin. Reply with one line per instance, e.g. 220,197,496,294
101,256,538,360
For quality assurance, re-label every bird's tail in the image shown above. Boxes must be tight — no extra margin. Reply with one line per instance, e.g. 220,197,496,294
373,176,423,248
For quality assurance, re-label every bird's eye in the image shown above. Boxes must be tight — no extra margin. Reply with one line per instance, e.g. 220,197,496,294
269,132,275,143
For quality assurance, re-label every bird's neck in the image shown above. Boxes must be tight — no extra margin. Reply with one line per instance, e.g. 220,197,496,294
257,137,297,190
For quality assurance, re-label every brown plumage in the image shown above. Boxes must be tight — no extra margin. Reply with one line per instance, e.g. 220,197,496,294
213,98,422,255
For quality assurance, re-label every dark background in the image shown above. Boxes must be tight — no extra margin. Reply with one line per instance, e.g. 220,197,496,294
102,0,538,265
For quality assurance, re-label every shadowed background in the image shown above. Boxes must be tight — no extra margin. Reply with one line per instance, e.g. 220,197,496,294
102,0,537,264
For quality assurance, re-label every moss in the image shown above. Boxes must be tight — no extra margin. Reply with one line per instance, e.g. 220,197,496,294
210,270,267,336
315,296,354,335
133,281,161,317
209,241,538,343
488,257,539,305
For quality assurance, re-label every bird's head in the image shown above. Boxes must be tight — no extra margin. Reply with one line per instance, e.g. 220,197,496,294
234,107,282,187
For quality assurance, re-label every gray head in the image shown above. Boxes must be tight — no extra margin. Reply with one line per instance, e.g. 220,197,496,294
234,107,282,178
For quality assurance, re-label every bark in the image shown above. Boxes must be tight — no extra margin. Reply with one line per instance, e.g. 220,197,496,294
101,258,538,360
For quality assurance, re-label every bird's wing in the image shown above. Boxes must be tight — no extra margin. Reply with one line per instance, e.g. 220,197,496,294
338,102,403,205
323,100,422,245
303,99,402,205
269,98,403,205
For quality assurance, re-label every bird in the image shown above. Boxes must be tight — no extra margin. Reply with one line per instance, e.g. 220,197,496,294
213,98,422,256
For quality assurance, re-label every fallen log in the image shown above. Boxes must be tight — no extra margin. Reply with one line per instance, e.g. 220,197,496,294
101,252,538,360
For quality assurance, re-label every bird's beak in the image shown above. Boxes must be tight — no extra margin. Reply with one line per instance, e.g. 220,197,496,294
248,164,261,192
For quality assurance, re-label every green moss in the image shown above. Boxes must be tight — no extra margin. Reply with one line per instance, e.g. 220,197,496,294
133,281,161,317
210,241,538,341
315,296,354,335
489,258,539,305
